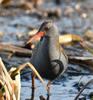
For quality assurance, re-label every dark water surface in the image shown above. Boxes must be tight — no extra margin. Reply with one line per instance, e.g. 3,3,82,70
0,0,93,100
21,75,93,100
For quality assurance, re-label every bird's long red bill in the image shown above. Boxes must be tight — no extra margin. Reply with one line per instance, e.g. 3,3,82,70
26,31,44,44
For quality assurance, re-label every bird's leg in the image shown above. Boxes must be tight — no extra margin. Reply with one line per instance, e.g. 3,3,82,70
47,81,51,95
31,72,36,100
31,72,36,89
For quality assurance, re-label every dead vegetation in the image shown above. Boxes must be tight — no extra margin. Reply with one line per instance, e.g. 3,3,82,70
0,57,48,100
0,0,93,100
0,58,20,100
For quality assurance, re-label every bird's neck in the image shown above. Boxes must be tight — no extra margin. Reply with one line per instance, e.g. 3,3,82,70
47,35,59,45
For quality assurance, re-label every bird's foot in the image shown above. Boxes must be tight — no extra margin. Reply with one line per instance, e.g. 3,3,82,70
47,81,51,95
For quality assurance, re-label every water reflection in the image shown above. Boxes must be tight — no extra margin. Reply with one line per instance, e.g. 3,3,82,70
31,87,35,100
39,95,49,100
31,88,50,100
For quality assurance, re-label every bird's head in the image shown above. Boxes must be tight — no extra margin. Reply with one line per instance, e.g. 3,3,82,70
27,20,59,44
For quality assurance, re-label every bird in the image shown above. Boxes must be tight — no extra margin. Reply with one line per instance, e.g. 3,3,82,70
26,20,68,94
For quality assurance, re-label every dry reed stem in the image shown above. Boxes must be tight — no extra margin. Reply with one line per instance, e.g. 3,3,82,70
0,58,13,85
17,62,48,90
59,34,83,44
9,68,21,100
0,57,21,100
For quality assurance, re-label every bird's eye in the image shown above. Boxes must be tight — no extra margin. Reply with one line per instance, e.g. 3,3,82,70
44,26,50,30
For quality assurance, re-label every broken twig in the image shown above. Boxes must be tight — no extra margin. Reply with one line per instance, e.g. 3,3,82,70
74,79,93,100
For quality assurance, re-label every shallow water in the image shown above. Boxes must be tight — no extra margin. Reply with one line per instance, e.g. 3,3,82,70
0,0,93,100
21,75,93,100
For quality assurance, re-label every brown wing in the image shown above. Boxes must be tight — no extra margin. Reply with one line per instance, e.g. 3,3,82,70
56,41,68,61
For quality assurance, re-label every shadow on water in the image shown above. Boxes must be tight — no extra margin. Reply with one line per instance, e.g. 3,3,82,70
31,88,50,100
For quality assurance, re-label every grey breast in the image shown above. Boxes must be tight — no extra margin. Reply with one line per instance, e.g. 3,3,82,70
30,37,67,80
